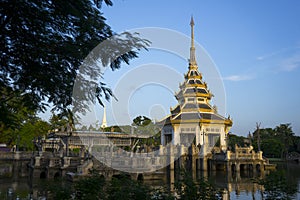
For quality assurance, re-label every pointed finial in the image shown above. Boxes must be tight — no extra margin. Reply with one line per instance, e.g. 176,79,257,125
190,15,195,26
189,15,197,66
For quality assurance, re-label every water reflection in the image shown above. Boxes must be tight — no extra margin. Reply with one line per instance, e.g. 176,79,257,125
0,178,45,199
0,161,299,199
165,163,300,199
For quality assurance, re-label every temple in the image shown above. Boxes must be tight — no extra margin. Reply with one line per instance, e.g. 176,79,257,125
159,17,232,157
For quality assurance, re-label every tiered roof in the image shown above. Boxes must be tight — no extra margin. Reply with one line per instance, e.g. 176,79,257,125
159,17,232,126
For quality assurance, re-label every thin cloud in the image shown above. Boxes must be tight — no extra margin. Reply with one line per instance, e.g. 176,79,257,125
279,53,300,72
256,46,300,73
256,47,289,61
223,75,253,81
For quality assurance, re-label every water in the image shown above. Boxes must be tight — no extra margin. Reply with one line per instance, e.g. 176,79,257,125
0,162,299,199
222,162,300,199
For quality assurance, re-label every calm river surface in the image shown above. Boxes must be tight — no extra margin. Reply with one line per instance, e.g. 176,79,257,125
0,162,299,199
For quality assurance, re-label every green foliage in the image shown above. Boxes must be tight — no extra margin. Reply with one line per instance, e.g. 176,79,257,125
274,124,295,158
56,174,167,200
118,125,132,133
74,175,106,200
18,118,50,150
258,170,298,200
129,116,161,149
150,187,174,200
49,181,73,200
48,172,222,200
251,123,299,159
49,112,68,131
0,0,149,131
0,87,39,131
72,148,80,153
228,123,299,159
109,126,122,132
227,134,247,151
0,116,50,150
0,87,40,145
133,116,152,127
174,171,222,200
260,138,283,158
106,175,151,200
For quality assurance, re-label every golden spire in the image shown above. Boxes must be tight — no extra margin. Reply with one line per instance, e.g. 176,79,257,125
189,16,197,66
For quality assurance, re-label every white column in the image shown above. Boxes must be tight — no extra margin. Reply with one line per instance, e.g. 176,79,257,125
161,129,165,145
173,125,180,145
200,127,204,145
220,128,226,151
196,125,201,146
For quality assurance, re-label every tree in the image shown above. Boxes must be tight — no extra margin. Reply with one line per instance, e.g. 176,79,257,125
1,116,50,150
18,118,50,150
227,134,247,151
131,116,160,148
49,112,68,132
252,128,275,153
0,0,149,129
0,86,38,132
132,116,152,127
73,174,106,200
0,89,39,145
107,175,151,200
174,171,222,200
250,124,299,159
274,124,295,159
260,138,283,158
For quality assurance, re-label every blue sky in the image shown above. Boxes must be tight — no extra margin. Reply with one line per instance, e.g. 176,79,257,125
78,0,300,136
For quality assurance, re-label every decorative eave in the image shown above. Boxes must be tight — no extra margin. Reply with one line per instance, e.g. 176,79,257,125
169,111,232,126
170,104,181,115
182,108,212,113
155,115,172,127
171,118,232,125
184,92,213,99
185,74,203,80
170,117,233,126
180,81,206,89
187,83,206,88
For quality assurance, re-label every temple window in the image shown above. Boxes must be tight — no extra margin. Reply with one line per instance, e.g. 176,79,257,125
187,97,194,102
197,98,204,102
188,79,195,84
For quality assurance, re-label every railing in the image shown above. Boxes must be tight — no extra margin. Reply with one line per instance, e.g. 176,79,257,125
70,158,81,166
213,154,226,160
40,158,50,166
0,152,32,160
227,152,262,160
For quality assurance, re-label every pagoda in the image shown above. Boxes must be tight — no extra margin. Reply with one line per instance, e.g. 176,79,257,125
159,17,232,157
101,106,107,129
